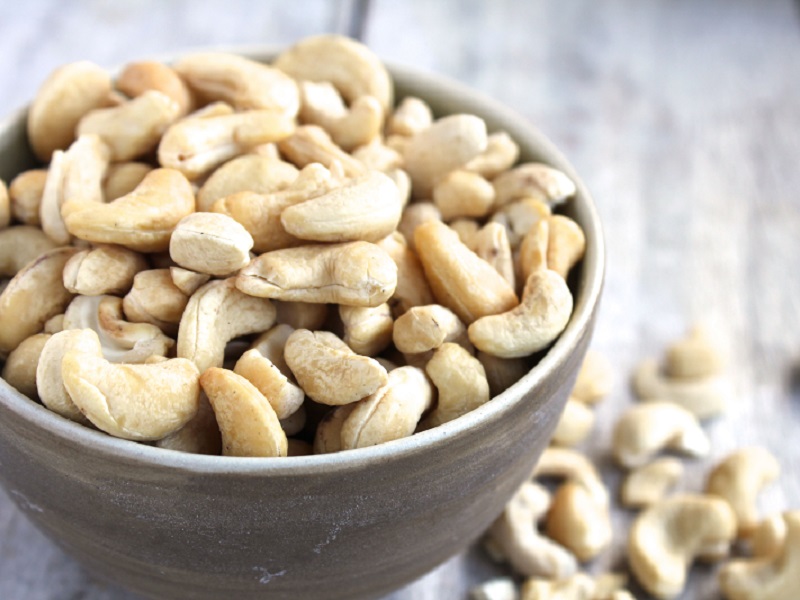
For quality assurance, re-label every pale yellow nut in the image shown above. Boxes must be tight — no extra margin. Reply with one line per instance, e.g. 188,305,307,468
352,139,404,173
392,304,468,355
39,150,71,244
274,34,392,112
63,244,147,296
62,350,200,441
0,226,58,278
415,220,518,324
277,125,366,178
313,404,356,455
102,162,152,201
719,511,800,600
493,163,576,208
487,480,577,579
478,351,530,397
547,215,586,279
116,60,194,116
250,324,295,378
629,494,737,600
27,61,113,162
397,202,442,252
169,266,210,296
2,333,51,400
274,301,328,331
545,481,612,562
432,169,495,220
423,343,489,428
0,179,9,229
520,573,595,600
169,212,253,276
468,577,518,600
571,350,613,404
177,278,276,373
468,269,571,359
705,447,780,538
63,168,195,253
664,324,724,379
299,81,383,151
473,221,515,289
36,329,101,424
339,303,394,357
43,314,65,334
551,398,595,447
463,131,520,179
387,97,433,137
155,393,222,456
0,247,77,356
77,90,181,161
374,232,435,317
281,170,403,243
174,52,299,116
284,329,387,406
592,573,629,600
196,154,298,212
492,197,551,249
449,218,481,250
122,269,190,336
620,457,683,509
234,349,305,420
9,169,47,225
237,241,397,307
340,366,433,450
158,109,296,180
533,447,609,508
750,514,787,558
200,367,287,458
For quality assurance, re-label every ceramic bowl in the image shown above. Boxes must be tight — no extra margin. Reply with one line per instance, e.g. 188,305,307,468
0,48,604,600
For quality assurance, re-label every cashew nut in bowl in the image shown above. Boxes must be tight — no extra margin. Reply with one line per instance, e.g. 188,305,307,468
277,125,367,177
233,349,305,420
169,212,254,276
492,162,577,208
103,162,153,202
464,131,520,179
546,215,586,280
116,60,194,116
422,343,490,428
392,304,469,355
170,266,210,297
749,513,787,558
122,269,190,336
63,244,147,296
375,232,435,316
9,169,47,225
339,303,394,357
274,301,329,331
387,96,433,137
397,202,441,252
432,169,495,221
0,226,58,278
472,221,515,289
313,404,356,455
155,393,222,456
2,333,51,400
628,494,737,599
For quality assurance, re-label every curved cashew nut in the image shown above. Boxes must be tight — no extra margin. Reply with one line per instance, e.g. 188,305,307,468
299,81,383,151
284,329,387,406
705,447,780,537
432,169,495,220
545,480,612,562
620,457,684,509
116,60,194,116
375,232,435,316
9,169,47,226
398,202,441,252
233,349,305,420
423,343,490,427
237,241,397,307
519,218,550,281
719,511,800,600
464,131,520,179
36,329,101,423
387,97,433,137
0,226,58,277
492,163,576,209
491,197,551,250
169,212,254,276
177,278,276,373
487,481,577,579
62,348,200,441
468,269,572,358
0,246,77,356
612,401,710,469
155,393,222,456
629,494,737,599
353,140,404,174
551,398,595,447
340,366,433,449
472,222,515,289
103,161,152,202
249,324,295,378
122,269,190,336
571,350,613,405
2,333,51,400
664,324,724,379
520,573,595,600
63,244,147,296
632,357,731,419
533,447,609,509
64,168,195,252
547,215,586,279
339,303,394,357
200,367,287,457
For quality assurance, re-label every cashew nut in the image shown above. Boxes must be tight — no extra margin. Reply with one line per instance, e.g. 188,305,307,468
571,350,613,405
249,324,295,378
464,131,520,179
520,573,595,600
375,232,435,316
612,401,710,469
397,202,442,252
433,169,495,220
387,97,433,137
551,398,595,447
200,367,287,457
469,578,518,600
284,329,387,406
170,266,210,297
468,269,572,358
103,162,152,202
43,313,65,334
473,221,516,288
491,197,551,249
313,404,356,454
620,457,683,509
2,333,51,400
274,301,329,331
155,393,222,456
169,212,253,276
0,226,58,277
63,244,147,296
340,366,433,449
62,348,200,441
719,511,800,600
533,447,609,508
237,241,397,307
233,349,305,420
9,169,47,225
39,150,71,244
177,278,276,373
629,494,737,599
339,303,394,357
449,218,481,249
423,343,490,427
122,269,190,335
705,447,780,538
664,324,724,379
750,513,787,558
493,163,576,208
547,215,586,279
487,481,578,579
352,138,404,172
478,351,531,397
277,125,366,177
116,60,194,116
392,304,468,356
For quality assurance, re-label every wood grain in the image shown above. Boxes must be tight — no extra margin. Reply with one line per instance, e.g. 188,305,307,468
1,1,799,598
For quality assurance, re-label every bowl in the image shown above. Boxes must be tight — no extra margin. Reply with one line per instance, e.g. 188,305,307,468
0,48,604,600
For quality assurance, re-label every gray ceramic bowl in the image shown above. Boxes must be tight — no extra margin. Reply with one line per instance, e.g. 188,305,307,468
0,48,604,600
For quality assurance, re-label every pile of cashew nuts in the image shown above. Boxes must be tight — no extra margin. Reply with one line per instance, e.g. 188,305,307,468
0,35,586,458
472,328,798,600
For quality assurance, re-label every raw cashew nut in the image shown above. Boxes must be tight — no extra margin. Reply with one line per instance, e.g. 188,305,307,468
237,241,397,307
352,139,404,172
392,304,468,355
63,244,147,295
750,514,787,558
284,329,387,406
103,162,152,201
469,578,518,600
170,267,211,296
612,401,710,469
492,197,551,249
277,125,367,177
63,168,195,252
547,215,586,279
339,303,394,357
116,60,194,116
520,573,595,600
233,349,305,420
340,366,433,449
487,481,578,579
177,278,276,373
155,393,222,456
664,324,724,379
545,481,612,561
2,333,51,400
464,131,520,179
375,232,435,316
493,163,576,208
36,329,101,423
632,357,731,419
387,97,433,137
629,494,737,599
533,447,609,508
200,367,287,457
468,269,572,358
415,220,518,324
0,246,77,356
9,169,47,225
571,350,613,404
423,343,490,427
274,34,393,112
620,457,684,509
27,61,112,161
432,169,495,220
551,398,595,447
705,447,780,538
62,349,200,441
0,226,58,277
473,221,516,288
299,81,383,151
123,269,190,335
169,212,253,276
519,219,550,281
719,511,800,600
313,404,356,455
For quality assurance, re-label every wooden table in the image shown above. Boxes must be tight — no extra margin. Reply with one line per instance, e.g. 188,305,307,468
1,1,798,598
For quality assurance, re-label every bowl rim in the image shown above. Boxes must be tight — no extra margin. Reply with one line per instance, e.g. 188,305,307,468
0,45,605,477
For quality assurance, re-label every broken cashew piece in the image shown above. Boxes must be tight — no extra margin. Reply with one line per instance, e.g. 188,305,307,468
629,494,737,600
620,457,684,509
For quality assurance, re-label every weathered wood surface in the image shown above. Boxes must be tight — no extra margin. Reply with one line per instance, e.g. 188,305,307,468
1,0,799,598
